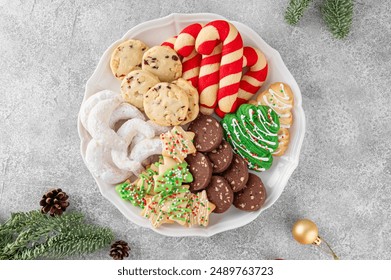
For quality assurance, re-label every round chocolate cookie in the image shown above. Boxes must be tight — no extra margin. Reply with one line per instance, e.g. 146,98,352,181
206,176,233,213
186,152,213,192
207,140,234,174
223,154,249,192
187,114,223,152
233,173,266,211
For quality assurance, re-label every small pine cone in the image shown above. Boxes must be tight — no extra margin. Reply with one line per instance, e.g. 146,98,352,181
40,188,70,216
109,240,130,260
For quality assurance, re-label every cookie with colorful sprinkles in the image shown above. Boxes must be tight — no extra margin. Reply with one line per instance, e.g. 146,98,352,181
160,126,196,163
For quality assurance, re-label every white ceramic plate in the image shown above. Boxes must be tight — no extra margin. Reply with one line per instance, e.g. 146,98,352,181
78,13,305,237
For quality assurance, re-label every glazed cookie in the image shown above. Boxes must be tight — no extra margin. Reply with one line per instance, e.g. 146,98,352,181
120,70,160,110
233,173,266,211
172,78,199,125
143,82,189,126
110,39,148,80
249,82,294,129
186,152,213,192
273,128,290,156
142,46,182,82
187,114,223,152
221,104,280,171
206,176,233,213
207,140,233,174
223,154,249,192
161,126,196,163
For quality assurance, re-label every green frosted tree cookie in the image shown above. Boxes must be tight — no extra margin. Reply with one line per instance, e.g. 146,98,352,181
221,104,280,171
154,162,193,193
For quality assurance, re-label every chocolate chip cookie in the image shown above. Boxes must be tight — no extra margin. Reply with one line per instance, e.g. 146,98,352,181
110,39,148,80
143,82,189,126
142,46,182,82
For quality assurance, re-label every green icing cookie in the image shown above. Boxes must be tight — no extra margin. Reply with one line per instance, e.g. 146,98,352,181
154,162,193,193
221,104,280,171
115,164,159,209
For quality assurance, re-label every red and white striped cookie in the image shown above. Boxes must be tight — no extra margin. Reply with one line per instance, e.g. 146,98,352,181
236,46,268,107
195,20,243,117
174,23,203,88
161,36,177,49
198,44,222,115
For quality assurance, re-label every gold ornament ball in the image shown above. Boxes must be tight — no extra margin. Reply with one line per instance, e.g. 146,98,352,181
292,219,319,245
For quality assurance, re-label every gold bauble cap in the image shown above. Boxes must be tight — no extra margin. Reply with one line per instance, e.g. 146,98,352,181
292,219,320,245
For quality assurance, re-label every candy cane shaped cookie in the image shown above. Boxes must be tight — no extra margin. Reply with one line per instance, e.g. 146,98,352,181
195,20,243,117
161,36,177,49
197,44,222,115
174,23,203,88
236,46,268,107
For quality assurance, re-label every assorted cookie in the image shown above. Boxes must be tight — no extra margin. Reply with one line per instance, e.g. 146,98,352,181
185,152,213,192
142,46,182,82
221,104,280,171
187,113,223,152
233,173,267,211
110,39,148,80
143,82,189,126
94,20,299,229
222,154,249,193
206,176,233,213
249,82,294,156
120,70,160,111
207,140,233,174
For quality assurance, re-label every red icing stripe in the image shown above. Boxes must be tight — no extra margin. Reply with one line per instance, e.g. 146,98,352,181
182,23,203,38
198,72,220,91
243,47,258,66
221,34,243,55
183,53,202,70
206,20,230,41
200,53,221,65
240,80,259,93
219,59,243,79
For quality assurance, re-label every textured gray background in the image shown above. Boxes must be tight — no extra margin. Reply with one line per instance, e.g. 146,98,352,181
0,0,390,260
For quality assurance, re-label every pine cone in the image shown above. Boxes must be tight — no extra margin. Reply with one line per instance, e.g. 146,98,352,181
109,240,130,260
40,188,70,216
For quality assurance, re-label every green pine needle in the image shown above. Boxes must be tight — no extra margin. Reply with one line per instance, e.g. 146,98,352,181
322,0,354,39
0,211,114,260
285,0,313,25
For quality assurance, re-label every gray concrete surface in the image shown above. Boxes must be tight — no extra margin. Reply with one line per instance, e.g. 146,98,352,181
0,0,390,260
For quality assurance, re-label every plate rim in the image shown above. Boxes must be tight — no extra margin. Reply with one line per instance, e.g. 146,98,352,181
77,12,306,237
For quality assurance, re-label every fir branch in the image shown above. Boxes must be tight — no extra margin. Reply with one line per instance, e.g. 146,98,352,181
0,211,113,260
10,225,114,260
322,0,354,39
285,0,313,25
